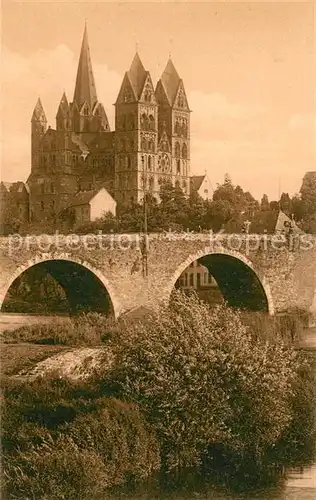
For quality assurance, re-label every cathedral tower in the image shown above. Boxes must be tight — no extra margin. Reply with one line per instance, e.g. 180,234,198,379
31,98,47,171
71,24,109,135
155,59,190,195
114,53,158,205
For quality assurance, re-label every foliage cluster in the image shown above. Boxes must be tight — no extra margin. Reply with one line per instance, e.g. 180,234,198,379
2,295,315,497
2,312,114,346
2,379,160,500
2,173,316,235
99,293,315,477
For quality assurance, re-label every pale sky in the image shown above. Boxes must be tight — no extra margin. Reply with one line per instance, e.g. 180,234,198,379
1,0,315,201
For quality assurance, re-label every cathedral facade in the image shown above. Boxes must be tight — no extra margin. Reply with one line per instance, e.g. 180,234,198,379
28,25,191,222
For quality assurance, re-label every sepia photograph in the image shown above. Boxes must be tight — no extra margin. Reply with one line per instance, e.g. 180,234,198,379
1,0,316,498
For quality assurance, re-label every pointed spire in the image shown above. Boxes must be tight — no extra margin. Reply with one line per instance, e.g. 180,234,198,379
160,58,181,105
128,53,147,100
31,97,47,121
73,23,98,111
57,92,69,117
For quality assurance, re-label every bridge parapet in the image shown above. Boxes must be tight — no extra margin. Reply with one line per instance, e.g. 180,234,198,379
0,232,315,319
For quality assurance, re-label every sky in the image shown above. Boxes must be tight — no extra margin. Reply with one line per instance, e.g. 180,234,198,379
1,0,315,201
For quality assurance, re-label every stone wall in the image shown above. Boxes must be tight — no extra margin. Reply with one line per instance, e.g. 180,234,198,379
0,233,316,318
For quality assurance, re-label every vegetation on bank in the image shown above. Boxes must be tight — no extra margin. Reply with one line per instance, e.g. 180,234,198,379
3,173,316,236
2,294,316,499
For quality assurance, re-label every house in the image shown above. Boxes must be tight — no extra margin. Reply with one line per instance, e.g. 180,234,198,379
224,209,304,234
176,260,218,289
66,187,116,227
190,174,213,200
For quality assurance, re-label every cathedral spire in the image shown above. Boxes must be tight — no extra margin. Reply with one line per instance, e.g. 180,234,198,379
31,97,47,122
73,23,98,111
128,52,147,100
160,58,181,106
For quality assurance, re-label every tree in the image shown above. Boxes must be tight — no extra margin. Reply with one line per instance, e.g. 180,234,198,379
300,172,316,216
279,192,292,215
260,194,270,211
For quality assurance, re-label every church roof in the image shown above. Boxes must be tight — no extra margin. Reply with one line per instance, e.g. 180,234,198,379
67,189,99,207
190,175,206,192
160,58,181,105
127,53,148,100
32,98,47,121
66,187,115,208
73,24,98,111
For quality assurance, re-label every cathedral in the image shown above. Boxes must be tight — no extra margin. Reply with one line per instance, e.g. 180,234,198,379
27,24,191,222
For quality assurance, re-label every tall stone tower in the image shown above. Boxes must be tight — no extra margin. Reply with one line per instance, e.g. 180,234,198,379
155,59,190,195
114,53,158,205
27,24,114,222
31,98,47,171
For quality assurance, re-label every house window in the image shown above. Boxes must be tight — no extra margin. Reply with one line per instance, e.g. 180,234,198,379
184,273,188,286
189,274,194,286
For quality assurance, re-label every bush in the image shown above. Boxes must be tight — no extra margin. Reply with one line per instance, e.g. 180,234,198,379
2,377,160,499
3,313,114,346
100,292,311,476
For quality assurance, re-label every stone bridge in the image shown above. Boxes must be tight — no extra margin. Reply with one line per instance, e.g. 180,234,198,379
0,232,316,319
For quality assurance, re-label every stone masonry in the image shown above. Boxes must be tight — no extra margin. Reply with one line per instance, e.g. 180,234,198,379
1,233,316,319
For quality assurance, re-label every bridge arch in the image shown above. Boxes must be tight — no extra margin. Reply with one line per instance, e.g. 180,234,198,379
165,248,274,314
0,255,121,318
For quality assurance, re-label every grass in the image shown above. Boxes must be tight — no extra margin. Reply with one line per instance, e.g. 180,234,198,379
0,343,69,377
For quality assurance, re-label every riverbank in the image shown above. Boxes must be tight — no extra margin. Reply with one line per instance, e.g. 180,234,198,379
2,297,316,499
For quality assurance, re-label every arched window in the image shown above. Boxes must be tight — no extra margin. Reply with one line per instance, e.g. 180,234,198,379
175,142,180,157
144,90,151,102
83,105,89,116
141,114,149,130
181,119,188,138
174,119,180,135
182,143,187,159
141,137,148,151
176,159,181,174
149,177,154,191
148,140,154,152
127,156,131,168
148,115,155,130
148,156,152,170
